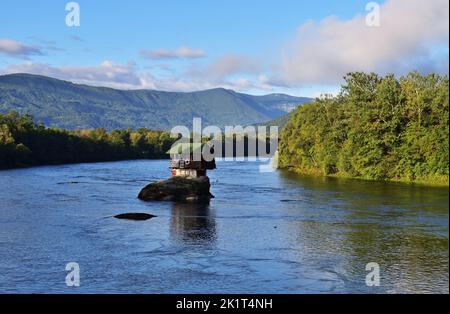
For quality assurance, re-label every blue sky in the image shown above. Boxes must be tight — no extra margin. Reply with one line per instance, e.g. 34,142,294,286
0,0,448,96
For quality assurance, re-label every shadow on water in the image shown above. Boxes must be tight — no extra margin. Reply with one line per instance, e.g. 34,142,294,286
169,202,217,246
279,170,449,213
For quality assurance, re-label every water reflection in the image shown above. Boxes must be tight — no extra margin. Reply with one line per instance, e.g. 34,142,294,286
0,160,447,293
279,170,449,212
277,170,449,293
169,202,217,246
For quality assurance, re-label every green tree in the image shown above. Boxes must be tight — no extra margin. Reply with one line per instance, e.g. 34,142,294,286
279,71,449,185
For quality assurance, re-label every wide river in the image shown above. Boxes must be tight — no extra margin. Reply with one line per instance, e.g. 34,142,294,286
0,160,448,293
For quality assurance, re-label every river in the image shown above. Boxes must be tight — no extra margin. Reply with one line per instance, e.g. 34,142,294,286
0,160,448,293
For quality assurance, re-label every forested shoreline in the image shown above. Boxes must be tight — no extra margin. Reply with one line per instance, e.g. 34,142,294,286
0,112,275,170
279,71,449,185
2,70,449,185
0,112,175,169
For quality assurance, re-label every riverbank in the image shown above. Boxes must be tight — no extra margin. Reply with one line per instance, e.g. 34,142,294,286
0,111,175,170
0,156,171,171
281,166,449,187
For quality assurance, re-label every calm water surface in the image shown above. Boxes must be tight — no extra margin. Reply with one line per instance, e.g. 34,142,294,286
0,160,448,293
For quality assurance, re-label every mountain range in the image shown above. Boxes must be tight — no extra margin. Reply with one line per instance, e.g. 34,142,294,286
0,73,311,130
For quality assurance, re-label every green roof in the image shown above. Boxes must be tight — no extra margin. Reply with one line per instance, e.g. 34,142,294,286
166,143,204,155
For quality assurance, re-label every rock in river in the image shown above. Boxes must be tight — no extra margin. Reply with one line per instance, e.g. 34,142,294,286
114,213,156,220
138,176,214,202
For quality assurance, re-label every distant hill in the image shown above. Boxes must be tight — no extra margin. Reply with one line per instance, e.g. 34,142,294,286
0,73,311,130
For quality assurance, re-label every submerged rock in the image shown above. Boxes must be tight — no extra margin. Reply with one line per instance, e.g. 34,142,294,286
114,213,156,220
138,176,214,203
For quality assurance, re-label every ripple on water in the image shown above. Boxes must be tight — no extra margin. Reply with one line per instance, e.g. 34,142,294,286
0,160,448,293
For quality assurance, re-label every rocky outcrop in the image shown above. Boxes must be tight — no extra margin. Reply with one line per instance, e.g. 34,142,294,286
138,176,214,203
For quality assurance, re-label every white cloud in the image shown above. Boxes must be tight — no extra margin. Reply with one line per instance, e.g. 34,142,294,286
0,38,43,58
201,54,261,81
0,60,270,92
181,53,269,91
0,61,152,90
140,46,206,60
273,0,449,86
2,0,447,94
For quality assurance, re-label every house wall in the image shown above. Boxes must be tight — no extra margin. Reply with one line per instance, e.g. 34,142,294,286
173,169,205,178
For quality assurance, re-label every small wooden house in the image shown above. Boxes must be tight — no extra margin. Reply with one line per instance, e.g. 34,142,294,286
167,143,216,178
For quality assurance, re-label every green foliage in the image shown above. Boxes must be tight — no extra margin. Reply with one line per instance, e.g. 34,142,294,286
0,112,175,169
259,112,294,129
279,71,449,185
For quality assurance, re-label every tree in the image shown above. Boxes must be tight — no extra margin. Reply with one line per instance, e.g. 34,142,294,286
279,71,449,184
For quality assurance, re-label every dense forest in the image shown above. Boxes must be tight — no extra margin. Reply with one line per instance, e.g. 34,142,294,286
0,111,275,170
279,71,449,185
0,112,175,169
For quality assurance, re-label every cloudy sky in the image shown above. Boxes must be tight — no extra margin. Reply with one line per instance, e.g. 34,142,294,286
0,0,448,96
